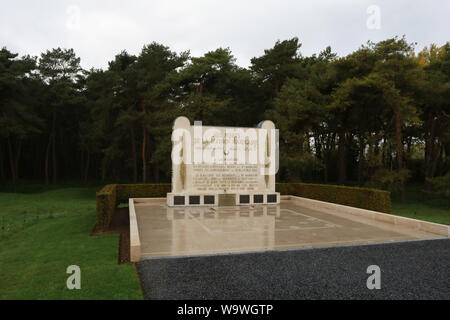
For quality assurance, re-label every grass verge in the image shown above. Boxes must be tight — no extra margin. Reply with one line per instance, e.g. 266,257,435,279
0,187,142,300
391,184,450,225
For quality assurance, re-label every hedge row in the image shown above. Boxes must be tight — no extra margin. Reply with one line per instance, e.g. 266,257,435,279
95,183,391,230
116,184,171,203
95,184,117,230
276,183,391,214
95,184,170,231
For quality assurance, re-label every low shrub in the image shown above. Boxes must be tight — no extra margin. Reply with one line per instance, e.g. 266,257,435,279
95,184,117,230
276,183,391,213
95,184,171,231
116,184,171,202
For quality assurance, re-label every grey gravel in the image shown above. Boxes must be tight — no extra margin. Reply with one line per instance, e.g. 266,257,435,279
136,239,450,300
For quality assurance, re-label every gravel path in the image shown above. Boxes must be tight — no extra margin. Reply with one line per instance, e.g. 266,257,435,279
136,239,450,300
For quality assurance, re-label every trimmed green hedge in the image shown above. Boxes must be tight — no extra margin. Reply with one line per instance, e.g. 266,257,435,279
95,184,170,231
95,183,391,230
276,183,391,214
116,184,171,203
95,184,117,230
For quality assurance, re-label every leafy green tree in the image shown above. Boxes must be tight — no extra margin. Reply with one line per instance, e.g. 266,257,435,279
330,46,379,185
0,48,43,191
108,51,139,183
272,47,337,182
420,44,450,192
133,43,188,183
371,37,424,202
38,48,83,184
176,48,236,124
251,38,303,98
1,37,449,195
332,75,385,185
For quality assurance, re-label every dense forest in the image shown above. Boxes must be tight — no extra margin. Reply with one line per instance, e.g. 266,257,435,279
1,36,449,201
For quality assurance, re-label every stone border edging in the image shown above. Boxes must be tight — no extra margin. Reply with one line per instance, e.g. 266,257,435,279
129,199,141,262
283,195,449,237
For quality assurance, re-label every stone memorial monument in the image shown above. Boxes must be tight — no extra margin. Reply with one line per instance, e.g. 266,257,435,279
167,116,280,206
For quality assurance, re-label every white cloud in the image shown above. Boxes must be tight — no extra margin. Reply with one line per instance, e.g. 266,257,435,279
0,0,448,70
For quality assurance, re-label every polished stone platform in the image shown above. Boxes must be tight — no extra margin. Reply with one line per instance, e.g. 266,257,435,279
133,199,445,259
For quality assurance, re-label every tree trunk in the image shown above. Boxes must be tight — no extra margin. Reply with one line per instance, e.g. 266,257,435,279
0,144,5,183
80,149,84,184
424,115,436,190
424,115,442,194
147,132,153,183
274,74,280,96
142,128,147,183
45,133,52,185
305,134,311,153
323,132,335,184
51,110,57,185
437,143,445,176
338,130,346,185
14,140,22,182
7,137,17,192
131,127,137,184
430,140,442,180
141,102,148,184
153,163,160,183
358,135,365,187
83,152,90,187
142,126,147,184
314,135,322,160
394,110,406,203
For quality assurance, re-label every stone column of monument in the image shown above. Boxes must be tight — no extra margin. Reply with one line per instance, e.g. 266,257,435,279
259,120,277,193
171,116,191,195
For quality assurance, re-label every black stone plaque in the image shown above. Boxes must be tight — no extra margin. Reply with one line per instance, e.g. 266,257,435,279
174,196,185,205
253,194,264,204
267,194,277,203
189,196,200,205
240,195,250,204
204,195,215,205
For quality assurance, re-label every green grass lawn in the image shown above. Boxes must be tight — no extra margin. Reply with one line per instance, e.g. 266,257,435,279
0,186,142,300
391,184,450,225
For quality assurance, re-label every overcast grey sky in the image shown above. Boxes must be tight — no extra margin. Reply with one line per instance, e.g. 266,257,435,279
1,0,449,69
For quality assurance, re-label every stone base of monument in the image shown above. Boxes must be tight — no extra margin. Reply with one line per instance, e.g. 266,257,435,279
130,196,449,262
167,192,280,207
